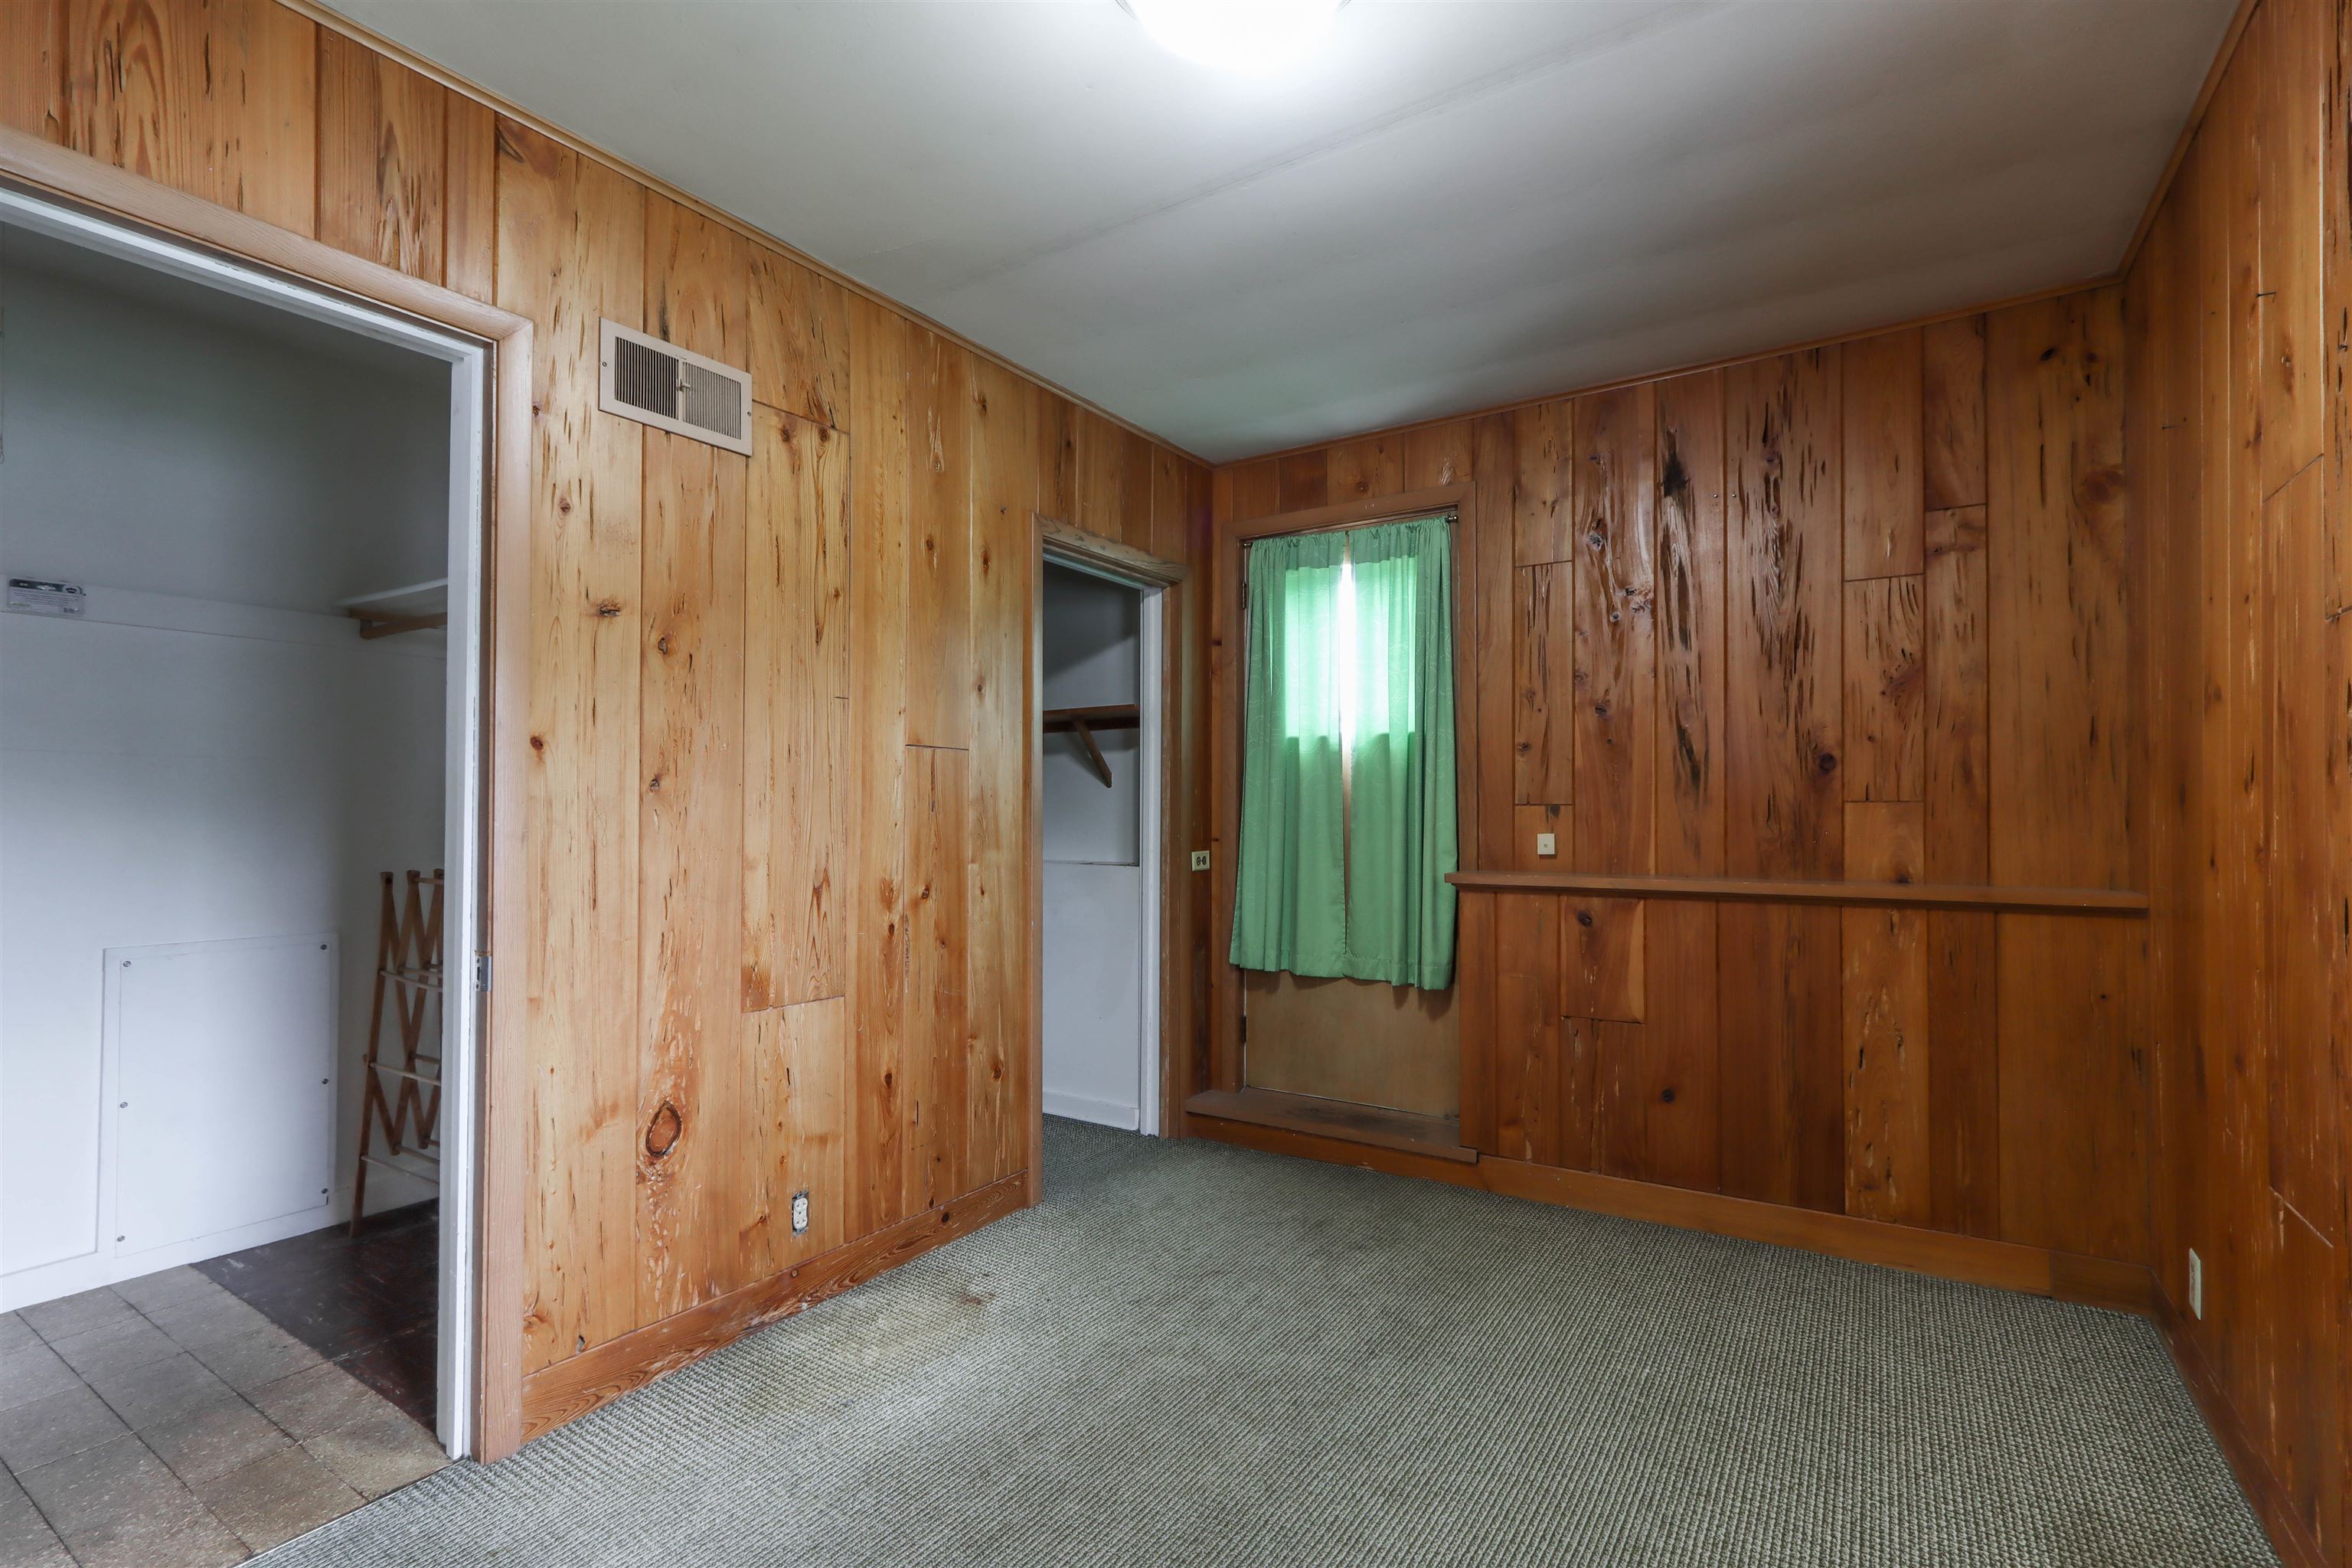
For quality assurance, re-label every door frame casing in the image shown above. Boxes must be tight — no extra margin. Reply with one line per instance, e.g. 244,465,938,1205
1034,515,1187,1153
0,126,537,1462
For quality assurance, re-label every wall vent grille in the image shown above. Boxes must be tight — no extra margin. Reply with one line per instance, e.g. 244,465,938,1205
598,319,752,454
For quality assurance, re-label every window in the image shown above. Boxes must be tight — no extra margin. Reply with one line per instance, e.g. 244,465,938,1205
1228,515,1459,990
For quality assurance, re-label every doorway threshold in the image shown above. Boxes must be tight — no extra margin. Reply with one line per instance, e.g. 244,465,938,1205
1185,1087,1477,1165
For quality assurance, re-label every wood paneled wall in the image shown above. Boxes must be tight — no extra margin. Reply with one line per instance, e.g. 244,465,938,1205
2,0,1213,1449
1213,294,2151,1266
2129,0,2350,1560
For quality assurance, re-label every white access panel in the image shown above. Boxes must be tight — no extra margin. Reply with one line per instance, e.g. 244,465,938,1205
111,935,336,1257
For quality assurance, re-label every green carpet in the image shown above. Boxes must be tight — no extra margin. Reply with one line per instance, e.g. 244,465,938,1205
262,1118,2276,1567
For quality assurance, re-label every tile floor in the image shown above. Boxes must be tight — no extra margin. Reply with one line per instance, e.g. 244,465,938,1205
1,1267,446,1567
196,1204,437,1429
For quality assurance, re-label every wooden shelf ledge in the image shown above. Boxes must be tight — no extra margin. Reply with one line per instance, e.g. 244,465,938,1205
1446,871,2149,916
1186,1087,1477,1165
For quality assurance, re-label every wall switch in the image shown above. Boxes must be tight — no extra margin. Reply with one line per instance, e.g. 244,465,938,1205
1535,832,1557,858
1191,850,1210,871
2188,1247,2203,1319
792,1190,811,1236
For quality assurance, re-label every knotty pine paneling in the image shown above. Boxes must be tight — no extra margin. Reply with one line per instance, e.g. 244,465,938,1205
1214,297,2150,1276
0,0,1211,1438
2129,0,2350,1557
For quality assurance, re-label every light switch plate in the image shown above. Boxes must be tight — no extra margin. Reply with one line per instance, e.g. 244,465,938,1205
1191,850,1210,871
1535,832,1557,858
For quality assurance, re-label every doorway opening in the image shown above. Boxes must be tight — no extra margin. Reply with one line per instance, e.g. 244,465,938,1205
0,184,488,1532
1039,558,1164,1136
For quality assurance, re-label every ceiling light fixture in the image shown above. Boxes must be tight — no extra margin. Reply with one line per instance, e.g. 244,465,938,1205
1119,0,1344,74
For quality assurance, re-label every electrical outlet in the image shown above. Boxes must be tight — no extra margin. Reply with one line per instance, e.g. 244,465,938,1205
2188,1247,2203,1319
792,1190,811,1236
1191,850,1210,872
1535,832,1557,858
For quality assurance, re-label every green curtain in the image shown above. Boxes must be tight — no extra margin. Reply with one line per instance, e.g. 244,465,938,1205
1227,516,1457,989
1344,518,1457,988
1229,529,1351,977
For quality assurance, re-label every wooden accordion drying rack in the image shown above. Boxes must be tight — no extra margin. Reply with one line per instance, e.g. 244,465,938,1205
351,869,443,1233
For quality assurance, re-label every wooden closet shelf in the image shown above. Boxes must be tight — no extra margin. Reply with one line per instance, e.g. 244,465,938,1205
1042,704,1140,730
1446,871,2149,916
1186,1087,1478,1165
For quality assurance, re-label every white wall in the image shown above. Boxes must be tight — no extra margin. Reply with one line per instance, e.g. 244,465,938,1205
0,233,452,1307
1040,567,1148,1131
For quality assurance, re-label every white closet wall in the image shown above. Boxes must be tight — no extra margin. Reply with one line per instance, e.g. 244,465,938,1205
0,240,451,1307
1040,567,1148,1131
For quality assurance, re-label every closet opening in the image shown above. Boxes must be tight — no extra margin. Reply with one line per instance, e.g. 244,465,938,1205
0,185,490,1500
1038,557,1165,1137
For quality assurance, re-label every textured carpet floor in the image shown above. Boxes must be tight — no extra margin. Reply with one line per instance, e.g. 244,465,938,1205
260,1119,2276,1568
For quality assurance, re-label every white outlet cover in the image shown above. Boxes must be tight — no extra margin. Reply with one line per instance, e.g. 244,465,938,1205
2188,1247,2203,1318
1535,833,1557,858
791,1191,811,1236
1191,850,1210,871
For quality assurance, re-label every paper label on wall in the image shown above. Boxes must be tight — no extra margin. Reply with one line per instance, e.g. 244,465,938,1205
6,579,87,618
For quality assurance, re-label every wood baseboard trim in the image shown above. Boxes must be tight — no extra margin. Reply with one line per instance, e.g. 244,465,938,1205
1187,1116,2153,1312
2152,1290,2327,1568
518,1172,1029,1443
1187,1086,1476,1163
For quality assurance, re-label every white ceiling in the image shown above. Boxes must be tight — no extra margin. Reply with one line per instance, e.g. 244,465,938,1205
335,0,2233,462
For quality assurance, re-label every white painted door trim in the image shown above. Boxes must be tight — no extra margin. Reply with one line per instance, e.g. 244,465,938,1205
1040,549,1166,1138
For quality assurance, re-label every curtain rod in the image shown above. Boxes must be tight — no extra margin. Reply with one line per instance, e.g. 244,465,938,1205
1240,509,1459,547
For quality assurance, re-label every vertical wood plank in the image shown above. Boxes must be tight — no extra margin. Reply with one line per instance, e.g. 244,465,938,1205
1275,449,1328,513
1724,348,1844,878
1402,421,1472,488
1996,916,2148,1262
749,244,851,432
2258,0,2326,498
1841,802,1930,1225
1328,433,1405,501
1228,457,1279,522
742,406,848,1009
848,298,913,1235
969,358,1035,1185
1924,499,1996,1236
0,0,70,144
1572,384,1657,883
740,997,848,1279
1034,394,1076,524
1717,904,1844,1210
1720,348,1843,1210
315,32,445,281
1491,893,1562,1165
1922,315,1988,511
442,93,496,303
1612,370,1726,1191
1455,891,1495,1154
906,333,974,750
1842,328,1925,578
1514,400,1574,565
498,119,643,1373
1986,291,2132,888
1562,897,1642,1023
636,192,750,1314
1472,414,1521,871
1841,575,1926,803
65,0,316,234
1512,564,1573,806
905,745,970,1213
